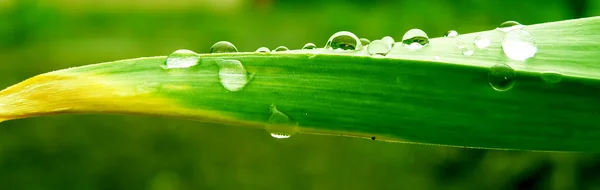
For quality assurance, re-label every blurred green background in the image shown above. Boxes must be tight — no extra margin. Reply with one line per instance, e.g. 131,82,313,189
1,0,599,189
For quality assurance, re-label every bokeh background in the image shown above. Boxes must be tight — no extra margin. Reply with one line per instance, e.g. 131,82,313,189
0,0,599,189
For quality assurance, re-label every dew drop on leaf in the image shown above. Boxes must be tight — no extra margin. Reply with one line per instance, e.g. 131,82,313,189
474,34,491,49
489,63,516,91
164,49,200,69
266,104,298,139
302,43,317,50
402,29,429,49
256,47,270,53
273,46,289,52
462,49,474,56
359,38,371,46
325,31,362,51
496,21,524,32
217,59,252,92
444,30,459,38
367,40,390,56
381,36,395,46
541,71,563,84
210,41,238,53
502,29,537,61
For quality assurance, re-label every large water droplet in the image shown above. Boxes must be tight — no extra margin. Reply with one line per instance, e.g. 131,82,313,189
496,21,524,32
359,38,371,46
256,47,270,53
541,71,563,84
381,36,395,46
302,43,317,50
489,64,516,91
210,41,238,53
273,46,289,52
325,31,362,51
367,40,390,56
164,49,200,69
217,59,252,92
474,34,491,49
502,29,537,61
445,30,459,38
402,29,429,48
266,105,298,139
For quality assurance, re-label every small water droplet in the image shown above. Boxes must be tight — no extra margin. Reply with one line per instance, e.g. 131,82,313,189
256,47,270,53
381,36,395,46
489,64,516,91
444,30,459,38
496,21,524,32
217,60,252,92
210,41,238,53
402,29,429,47
164,49,200,69
474,34,491,49
359,38,371,46
325,31,362,51
371,136,376,140
367,40,390,56
434,56,440,61
541,71,563,84
502,29,537,61
462,49,474,56
266,105,298,139
302,43,317,50
273,46,289,52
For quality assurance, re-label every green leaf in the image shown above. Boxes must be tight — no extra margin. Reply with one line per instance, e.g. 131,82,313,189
1,17,599,152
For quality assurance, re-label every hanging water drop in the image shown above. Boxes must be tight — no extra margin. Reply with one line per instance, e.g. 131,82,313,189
266,105,299,139
496,21,524,32
541,72,563,84
325,31,362,51
401,29,429,48
302,43,317,50
164,49,200,69
381,36,395,46
444,30,459,38
474,34,491,49
217,59,252,92
367,40,390,56
488,64,516,91
210,41,238,53
273,46,289,52
256,47,270,53
502,29,537,61
359,38,371,46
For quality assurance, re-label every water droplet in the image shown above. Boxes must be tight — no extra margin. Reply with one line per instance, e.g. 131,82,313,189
366,40,390,56
359,38,371,46
164,49,200,69
402,29,429,47
325,31,362,51
266,105,298,139
462,49,474,56
371,136,376,140
474,34,491,49
210,41,238,53
496,21,524,32
488,64,516,91
434,56,440,61
541,71,563,84
502,29,537,61
273,46,289,52
302,43,317,50
217,59,252,92
381,36,395,46
444,30,459,38
256,47,270,53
